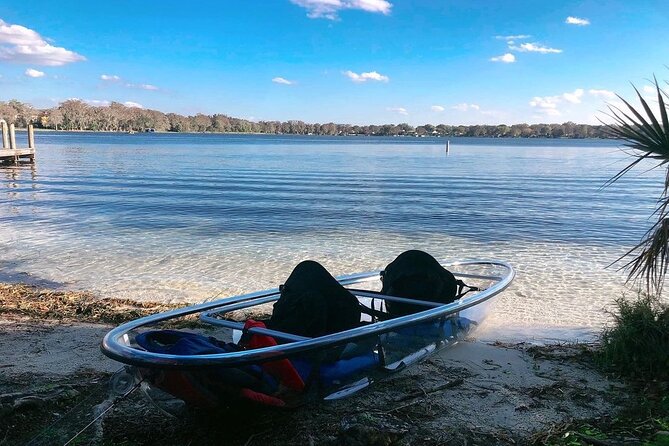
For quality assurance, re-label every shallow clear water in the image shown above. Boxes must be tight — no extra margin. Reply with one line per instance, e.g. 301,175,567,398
0,132,661,341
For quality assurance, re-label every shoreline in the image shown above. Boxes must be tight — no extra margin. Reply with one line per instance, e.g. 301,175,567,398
0,280,605,345
0,281,647,446
3,97,612,139
15,127,616,140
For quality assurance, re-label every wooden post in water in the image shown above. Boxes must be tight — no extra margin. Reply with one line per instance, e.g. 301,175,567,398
9,123,17,164
9,123,16,150
28,124,35,149
0,120,8,149
28,123,36,162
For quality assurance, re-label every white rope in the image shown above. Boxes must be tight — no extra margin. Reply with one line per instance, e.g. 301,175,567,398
62,379,142,446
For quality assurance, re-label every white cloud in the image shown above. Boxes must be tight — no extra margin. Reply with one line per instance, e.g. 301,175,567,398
529,88,595,116
100,74,121,81
82,99,111,106
452,103,480,112
495,34,531,40
566,16,590,26
24,68,44,78
387,106,408,115
101,76,159,91
490,53,515,63
529,95,560,111
77,99,142,108
529,90,582,115
291,0,392,20
430,105,445,112
124,82,159,91
272,77,294,85
643,85,656,94
509,42,562,54
563,88,584,104
529,97,558,109
589,89,616,99
0,19,85,66
344,70,389,82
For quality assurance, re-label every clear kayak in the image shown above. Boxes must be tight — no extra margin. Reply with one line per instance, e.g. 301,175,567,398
101,260,514,408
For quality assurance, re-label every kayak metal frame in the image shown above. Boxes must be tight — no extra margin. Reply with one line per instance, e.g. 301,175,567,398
101,260,514,369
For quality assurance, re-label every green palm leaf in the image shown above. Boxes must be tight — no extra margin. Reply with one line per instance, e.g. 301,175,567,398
604,78,669,293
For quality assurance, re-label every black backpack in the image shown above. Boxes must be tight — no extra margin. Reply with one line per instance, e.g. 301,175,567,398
381,250,474,317
268,261,363,338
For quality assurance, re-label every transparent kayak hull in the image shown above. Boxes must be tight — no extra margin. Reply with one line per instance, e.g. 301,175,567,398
101,260,514,407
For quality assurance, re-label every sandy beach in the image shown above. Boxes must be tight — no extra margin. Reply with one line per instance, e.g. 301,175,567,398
0,283,636,446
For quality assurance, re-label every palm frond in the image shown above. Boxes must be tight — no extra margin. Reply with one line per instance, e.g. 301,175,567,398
619,217,669,293
605,78,669,293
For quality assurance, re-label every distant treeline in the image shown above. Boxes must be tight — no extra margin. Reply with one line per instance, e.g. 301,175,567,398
0,99,611,138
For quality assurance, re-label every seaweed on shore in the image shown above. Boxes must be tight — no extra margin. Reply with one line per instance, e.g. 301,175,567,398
0,283,189,325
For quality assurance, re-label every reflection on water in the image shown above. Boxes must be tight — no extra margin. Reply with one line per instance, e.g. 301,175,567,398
0,132,661,341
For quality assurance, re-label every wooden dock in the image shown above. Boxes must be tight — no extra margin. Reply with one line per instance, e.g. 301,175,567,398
0,119,35,164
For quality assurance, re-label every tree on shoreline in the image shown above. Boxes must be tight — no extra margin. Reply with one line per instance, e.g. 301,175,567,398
0,98,610,138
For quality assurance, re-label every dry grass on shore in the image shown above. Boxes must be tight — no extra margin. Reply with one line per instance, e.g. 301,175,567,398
0,283,185,324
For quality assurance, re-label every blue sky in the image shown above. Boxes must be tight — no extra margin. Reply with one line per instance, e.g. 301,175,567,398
0,0,667,125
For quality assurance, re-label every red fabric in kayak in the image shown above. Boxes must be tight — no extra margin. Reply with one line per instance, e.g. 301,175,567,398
243,319,305,391
153,370,216,407
239,388,286,407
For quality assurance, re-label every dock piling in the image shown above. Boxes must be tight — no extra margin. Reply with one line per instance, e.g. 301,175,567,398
1,120,8,149
9,124,16,150
28,124,35,149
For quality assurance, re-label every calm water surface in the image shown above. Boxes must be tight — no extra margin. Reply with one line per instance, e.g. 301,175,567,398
0,132,660,341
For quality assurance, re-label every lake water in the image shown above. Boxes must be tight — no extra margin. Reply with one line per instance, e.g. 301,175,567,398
0,132,661,342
